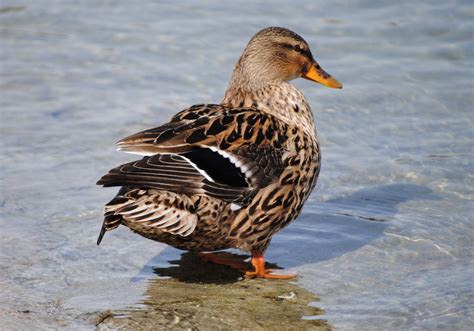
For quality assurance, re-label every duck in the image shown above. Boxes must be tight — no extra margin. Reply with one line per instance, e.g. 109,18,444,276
97,26,342,279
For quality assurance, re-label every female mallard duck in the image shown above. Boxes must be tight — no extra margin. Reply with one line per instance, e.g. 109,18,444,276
97,27,341,278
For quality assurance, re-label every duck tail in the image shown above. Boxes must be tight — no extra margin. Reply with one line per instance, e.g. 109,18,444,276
97,213,122,245
97,193,130,245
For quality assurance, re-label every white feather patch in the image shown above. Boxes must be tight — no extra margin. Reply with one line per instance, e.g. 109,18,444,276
230,203,242,211
117,148,155,156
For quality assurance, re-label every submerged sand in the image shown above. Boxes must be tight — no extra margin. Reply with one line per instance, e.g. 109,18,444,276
94,252,330,330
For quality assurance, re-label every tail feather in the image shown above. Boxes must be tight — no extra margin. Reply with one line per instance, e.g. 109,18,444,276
97,223,107,246
97,212,122,245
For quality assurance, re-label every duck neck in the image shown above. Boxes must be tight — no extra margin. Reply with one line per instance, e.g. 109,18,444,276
222,82,317,137
224,56,283,94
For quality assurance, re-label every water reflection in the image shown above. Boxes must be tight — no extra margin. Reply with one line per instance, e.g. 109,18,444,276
153,251,248,284
100,252,330,329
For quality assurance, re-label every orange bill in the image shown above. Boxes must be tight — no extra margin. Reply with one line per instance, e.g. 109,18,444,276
303,62,342,89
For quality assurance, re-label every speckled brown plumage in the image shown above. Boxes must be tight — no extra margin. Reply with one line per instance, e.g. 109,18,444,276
97,26,341,278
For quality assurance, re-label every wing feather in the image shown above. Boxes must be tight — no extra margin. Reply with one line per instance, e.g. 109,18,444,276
97,153,249,204
115,104,288,186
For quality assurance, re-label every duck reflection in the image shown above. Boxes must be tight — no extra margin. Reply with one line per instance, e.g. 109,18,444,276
152,251,282,284
153,251,247,284
99,251,329,329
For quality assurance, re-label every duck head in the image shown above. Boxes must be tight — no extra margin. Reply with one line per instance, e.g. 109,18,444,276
228,26,342,91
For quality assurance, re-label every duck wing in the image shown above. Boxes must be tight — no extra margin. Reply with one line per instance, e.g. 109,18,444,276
97,153,249,204
98,104,289,206
115,104,289,188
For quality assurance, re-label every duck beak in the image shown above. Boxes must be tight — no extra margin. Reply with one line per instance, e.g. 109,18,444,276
302,62,342,89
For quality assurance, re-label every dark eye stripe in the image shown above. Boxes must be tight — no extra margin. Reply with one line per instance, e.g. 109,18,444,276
280,43,297,51
279,42,313,60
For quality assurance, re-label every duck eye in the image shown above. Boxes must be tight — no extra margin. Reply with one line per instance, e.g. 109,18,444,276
293,44,302,52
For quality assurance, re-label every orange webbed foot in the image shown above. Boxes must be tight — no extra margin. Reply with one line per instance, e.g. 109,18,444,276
198,251,296,279
245,251,297,279
244,269,297,279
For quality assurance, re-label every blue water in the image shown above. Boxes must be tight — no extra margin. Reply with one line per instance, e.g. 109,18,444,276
1,1,472,329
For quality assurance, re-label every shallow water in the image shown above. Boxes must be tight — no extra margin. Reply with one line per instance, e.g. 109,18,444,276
1,1,473,330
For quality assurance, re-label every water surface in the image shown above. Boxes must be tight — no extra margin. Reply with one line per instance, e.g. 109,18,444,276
0,1,473,329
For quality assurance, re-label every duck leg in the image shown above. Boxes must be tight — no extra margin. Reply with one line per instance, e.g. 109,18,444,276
198,251,296,279
244,251,297,279
198,251,249,270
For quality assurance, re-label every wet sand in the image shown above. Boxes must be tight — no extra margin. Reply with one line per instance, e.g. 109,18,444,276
93,253,330,330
